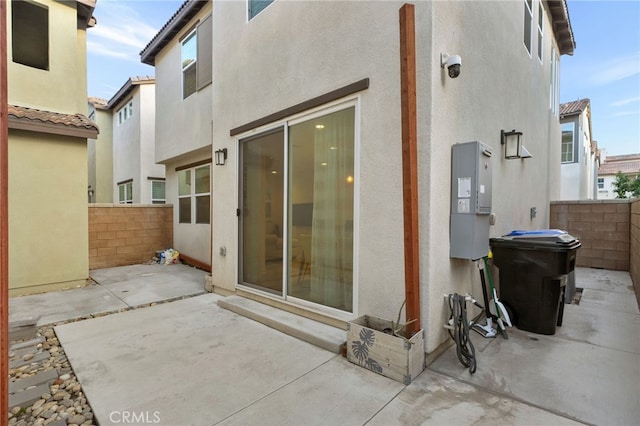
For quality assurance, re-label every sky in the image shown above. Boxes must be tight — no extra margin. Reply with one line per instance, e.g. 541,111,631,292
87,0,640,156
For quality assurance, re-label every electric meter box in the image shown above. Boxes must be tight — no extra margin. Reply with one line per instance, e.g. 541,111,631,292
450,141,493,260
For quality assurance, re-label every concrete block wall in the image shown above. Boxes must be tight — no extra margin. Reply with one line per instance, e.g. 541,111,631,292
89,204,173,270
550,200,630,271
631,200,640,308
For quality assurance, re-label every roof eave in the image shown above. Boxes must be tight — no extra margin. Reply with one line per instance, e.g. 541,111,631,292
544,0,576,55
139,0,208,66
106,78,155,110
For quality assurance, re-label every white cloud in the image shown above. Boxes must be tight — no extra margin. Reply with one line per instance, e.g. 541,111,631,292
611,110,640,117
89,0,161,59
611,96,640,107
589,51,640,86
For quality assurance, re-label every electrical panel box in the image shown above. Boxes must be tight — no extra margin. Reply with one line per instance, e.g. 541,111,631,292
450,141,493,260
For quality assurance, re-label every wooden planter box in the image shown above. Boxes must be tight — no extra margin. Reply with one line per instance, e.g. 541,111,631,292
346,315,425,384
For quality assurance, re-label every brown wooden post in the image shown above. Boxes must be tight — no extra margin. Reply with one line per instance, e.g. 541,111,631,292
1,0,9,422
399,3,421,335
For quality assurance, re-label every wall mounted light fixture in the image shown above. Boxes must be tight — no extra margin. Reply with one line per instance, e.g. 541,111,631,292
215,148,228,166
500,129,531,160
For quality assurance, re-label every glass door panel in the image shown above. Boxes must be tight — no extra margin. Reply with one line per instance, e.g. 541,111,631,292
288,107,355,312
240,128,285,295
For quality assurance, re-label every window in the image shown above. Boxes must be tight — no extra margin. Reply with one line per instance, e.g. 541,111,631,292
181,14,212,99
151,180,166,204
523,0,533,55
597,178,604,189
249,0,274,20
181,31,197,99
117,100,133,125
561,123,574,163
118,181,133,204
12,0,49,70
537,2,543,62
177,164,210,224
550,46,560,115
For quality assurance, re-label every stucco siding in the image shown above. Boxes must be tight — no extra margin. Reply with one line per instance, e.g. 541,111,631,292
7,0,84,114
154,4,213,164
212,0,565,353
9,131,89,295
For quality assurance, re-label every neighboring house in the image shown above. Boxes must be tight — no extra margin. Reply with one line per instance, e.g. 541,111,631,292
140,0,213,270
88,97,113,203
597,152,640,199
559,98,599,200
107,77,166,205
206,0,575,356
6,0,98,295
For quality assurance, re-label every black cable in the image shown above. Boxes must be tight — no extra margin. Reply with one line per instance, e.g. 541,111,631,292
447,293,477,374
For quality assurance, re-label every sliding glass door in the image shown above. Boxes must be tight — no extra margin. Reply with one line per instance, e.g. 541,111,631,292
239,104,355,313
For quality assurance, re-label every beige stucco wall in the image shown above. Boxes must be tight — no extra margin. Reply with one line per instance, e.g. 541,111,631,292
153,2,213,265
112,84,163,204
88,106,113,203
211,1,565,353
165,149,212,266
7,0,85,114
154,3,213,165
9,131,89,296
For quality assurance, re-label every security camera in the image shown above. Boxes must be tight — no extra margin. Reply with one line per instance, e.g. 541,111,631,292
441,53,462,79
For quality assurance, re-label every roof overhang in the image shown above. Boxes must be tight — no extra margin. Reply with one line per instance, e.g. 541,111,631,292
544,0,576,55
106,77,155,110
8,105,99,139
140,0,209,66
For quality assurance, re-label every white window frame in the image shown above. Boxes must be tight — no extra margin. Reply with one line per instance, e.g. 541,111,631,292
248,0,275,21
561,122,575,163
523,0,533,56
550,46,560,115
118,181,133,204
177,164,211,224
151,180,166,204
597,178,605,189
181,30,197,99
116,99,133,126
537,1,544,62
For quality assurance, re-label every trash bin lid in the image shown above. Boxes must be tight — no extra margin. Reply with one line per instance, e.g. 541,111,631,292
491,229,581,249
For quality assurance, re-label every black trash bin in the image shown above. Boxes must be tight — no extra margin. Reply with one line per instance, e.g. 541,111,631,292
489,230,581,335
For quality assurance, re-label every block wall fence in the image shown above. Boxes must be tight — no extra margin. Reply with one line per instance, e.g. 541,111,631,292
88,204,173,270
550,200,630,271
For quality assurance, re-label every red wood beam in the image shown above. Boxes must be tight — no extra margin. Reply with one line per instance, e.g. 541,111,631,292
399,3,421,336
1,0,10,422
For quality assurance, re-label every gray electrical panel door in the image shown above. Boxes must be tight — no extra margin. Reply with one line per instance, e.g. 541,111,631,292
450,141,492,260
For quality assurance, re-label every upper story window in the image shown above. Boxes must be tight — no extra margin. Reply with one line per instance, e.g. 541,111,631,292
11,0,49,70
117,100,133,125
550,46,560,115
249,0,274,20
561,122,575,163
182,31,197,99
523,0,533,55
537,2,544,62
181,14,212,99
597,178,605,189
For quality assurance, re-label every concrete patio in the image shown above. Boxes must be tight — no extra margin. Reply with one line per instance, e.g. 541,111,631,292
10,265,640,425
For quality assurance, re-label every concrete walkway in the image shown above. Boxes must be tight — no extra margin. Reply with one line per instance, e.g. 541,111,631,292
9,263,208,326
10,266,640,425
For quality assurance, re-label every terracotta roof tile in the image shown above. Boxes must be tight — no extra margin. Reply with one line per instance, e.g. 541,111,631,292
559,98,590,117
9,105,98,131
598,154,640,176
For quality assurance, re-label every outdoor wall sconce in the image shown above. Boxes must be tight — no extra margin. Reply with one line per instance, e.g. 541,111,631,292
500,129,532,160
215,148,228,166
